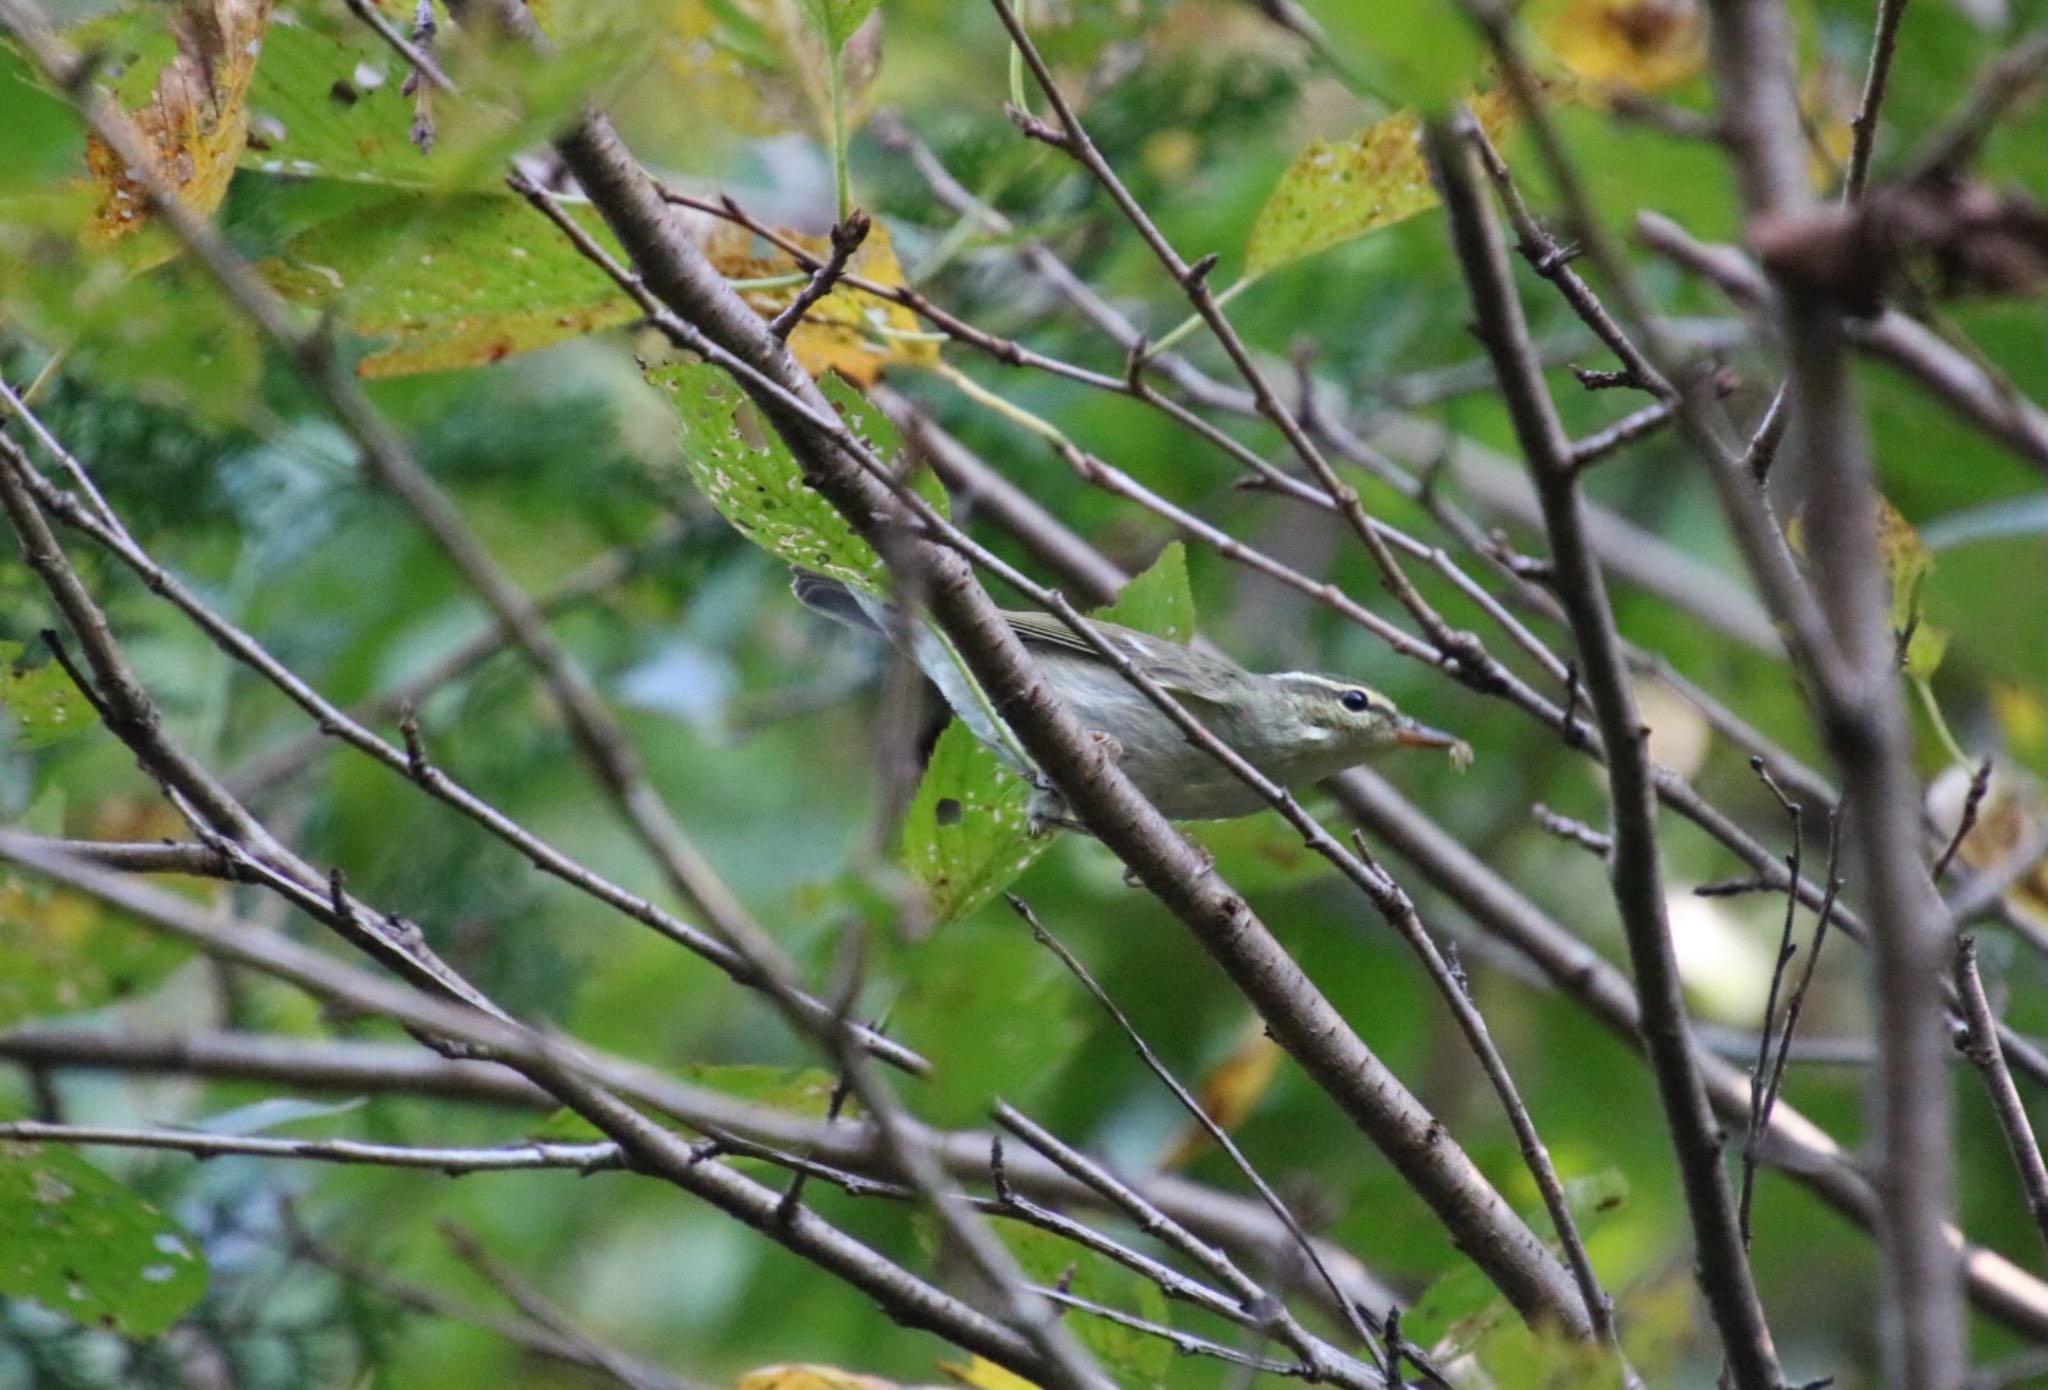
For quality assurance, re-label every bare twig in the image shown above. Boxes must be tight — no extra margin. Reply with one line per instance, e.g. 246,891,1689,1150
1843,0,1911,199
441,1223,679,1390
1531,804,1614,859
1702,0,1964,1377
1934,758,1995,880
1954,937,2048,1263
1429,116,1781,1386
767,210,869,338
1005,894,1386,1361
0,1120,624,1175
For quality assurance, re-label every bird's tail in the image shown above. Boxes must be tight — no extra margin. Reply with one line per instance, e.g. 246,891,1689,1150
789,568,1029,778
791,570,887,636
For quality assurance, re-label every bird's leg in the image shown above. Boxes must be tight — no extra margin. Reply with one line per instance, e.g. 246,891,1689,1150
1026,731,1124,838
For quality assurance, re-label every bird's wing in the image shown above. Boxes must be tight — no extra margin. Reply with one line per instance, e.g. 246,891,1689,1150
1004,611,1244,703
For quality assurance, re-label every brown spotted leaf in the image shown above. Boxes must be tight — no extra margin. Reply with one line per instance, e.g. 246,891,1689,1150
85,0,274,257
1534,0,1702,93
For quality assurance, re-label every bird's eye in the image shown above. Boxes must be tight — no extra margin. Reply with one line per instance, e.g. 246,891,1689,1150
1340,689,1372,714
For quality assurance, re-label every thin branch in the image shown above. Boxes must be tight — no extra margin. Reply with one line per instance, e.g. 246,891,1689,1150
0,1120,624,1175
1531,804,1614,859
1843,0,1911,199
441,1223,679,1390
1005,894,1387,1364
1702,0,1964,1376
767,210,869,339
1954,937,2048,1264
1738,763,1807,1246
1934,758,1995,881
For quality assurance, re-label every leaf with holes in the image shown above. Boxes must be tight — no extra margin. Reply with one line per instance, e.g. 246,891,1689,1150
0,1141,207,1335
901,721,1049,927
0,641,99,750
645,361,944,592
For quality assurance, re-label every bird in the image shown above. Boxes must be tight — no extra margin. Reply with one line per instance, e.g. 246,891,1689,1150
793,571,1468,825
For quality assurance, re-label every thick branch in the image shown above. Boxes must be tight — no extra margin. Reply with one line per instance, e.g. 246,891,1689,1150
1429,118,1782,1388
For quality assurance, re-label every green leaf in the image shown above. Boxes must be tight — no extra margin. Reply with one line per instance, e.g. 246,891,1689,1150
0,875,192,1028
1299,0,1485,109
890,915,1079,1127
1094,540,1195,642
997,1220,1171,1383
678,1063,844,1114
0,641,99,749
1400,1258,1509,1357
264,189,636,377
646,360,945,593
0,1140,207,1335
798,0,881,52
901,722,1051,927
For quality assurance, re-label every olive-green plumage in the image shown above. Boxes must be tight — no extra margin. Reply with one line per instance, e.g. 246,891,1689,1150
794,573,1466,822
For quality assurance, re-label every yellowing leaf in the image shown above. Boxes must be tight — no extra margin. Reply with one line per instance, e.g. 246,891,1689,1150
1537,0,1702,94
939,1358,1040,1390
704,219,935,385
263,191,637,377
1786,496,1948,680
1246,90,1517,275
737,1365,903,1390
660,0,881,142
1993,682,2048,768
1801,65,1856,192
1875,496,1949,680
85,0,274,256
1161,1016,1281,1169
1927,761,2048,920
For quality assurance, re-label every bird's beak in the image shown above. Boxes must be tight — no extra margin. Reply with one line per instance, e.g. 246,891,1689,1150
1393,719,1461,750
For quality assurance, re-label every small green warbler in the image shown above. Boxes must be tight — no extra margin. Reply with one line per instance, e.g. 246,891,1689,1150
795,573,1470,823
